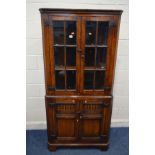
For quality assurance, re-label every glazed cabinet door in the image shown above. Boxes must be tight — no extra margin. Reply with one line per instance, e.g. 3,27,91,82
42,15,81,96
46,98,80,142
80,16,119,95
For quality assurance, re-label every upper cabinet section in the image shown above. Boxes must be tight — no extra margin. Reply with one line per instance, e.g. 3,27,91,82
40,9,122,96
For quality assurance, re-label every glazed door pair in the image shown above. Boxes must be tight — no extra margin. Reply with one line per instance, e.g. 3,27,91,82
47,15,115,95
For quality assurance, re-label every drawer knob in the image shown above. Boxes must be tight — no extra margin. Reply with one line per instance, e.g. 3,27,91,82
84,100,87,103
72,100,75,103
77,119,79,122
81,54,85,59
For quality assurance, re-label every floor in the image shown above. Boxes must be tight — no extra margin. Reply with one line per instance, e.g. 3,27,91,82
26,127,129,155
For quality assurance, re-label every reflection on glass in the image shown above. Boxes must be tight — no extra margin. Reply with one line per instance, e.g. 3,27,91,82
66,70,76,89
84,70,94,89
95,71,105,89
86,22,96,45
98,22,108,45
55,70,65,89
53,21,64,45
85,48,95,66
66,21,76,45
54,47,64,67
66,47,76,66
96,48,107,68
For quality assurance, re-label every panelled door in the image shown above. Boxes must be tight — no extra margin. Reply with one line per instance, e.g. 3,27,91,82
80,16,117,95
46,97,80,142
79,98,112,143
47,15,81,95
79,99,104,142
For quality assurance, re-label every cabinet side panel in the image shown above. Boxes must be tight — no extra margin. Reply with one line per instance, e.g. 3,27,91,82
40,14,53,94
106,15,122,92
102,98,113,143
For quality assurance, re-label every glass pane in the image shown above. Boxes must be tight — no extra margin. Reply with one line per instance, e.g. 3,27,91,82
54,47,64,67
66,21,76,45
55,70,65,89
53,21,64,45
66,47,76,66
84,70,94,89
96,48,107,68
66,70,76,89
98,22,108,45
86,22,96,45
85,47,95,67
95,71,105,89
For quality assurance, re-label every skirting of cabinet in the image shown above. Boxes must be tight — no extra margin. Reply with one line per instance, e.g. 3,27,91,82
48,142,109,151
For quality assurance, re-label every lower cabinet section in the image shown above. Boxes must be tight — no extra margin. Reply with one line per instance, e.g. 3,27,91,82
45,96,112,150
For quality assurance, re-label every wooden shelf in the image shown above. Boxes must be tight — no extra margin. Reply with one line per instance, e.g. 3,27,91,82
55,66,77,70
54,44,77,47
84,67,106,70
85,45,108,48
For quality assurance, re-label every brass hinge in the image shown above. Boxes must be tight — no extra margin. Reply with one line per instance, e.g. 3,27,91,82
102,102,110,108
48,102,56,107
44,20,53,27
47,86,55,91
104,86,111,90
109,20,116,27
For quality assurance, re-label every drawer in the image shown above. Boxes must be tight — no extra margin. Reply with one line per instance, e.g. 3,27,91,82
80,97,112,106
79,97,112,115
46,96,78,103
46,97,79,115
45,96,112,107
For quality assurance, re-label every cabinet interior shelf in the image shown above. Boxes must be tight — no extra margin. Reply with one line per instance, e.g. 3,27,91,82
85,45,108,48
55,67,77,70
53,44,108,48
54,44,77,47
55,67,106,71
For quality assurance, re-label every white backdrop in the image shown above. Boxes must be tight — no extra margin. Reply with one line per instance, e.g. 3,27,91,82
26,0,129,129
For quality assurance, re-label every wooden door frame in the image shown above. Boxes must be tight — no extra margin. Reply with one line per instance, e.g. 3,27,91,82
44,15,82,96
80,15,119,96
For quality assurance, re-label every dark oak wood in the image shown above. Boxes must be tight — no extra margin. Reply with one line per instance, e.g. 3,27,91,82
39,8,122,151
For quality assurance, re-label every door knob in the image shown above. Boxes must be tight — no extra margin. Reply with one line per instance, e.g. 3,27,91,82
81,54,85,59
77,48,82,52
77,119,79,122
72,100,75,103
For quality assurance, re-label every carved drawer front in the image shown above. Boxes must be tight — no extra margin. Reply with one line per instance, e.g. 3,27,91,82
81,98,111,114
55,98,78,114
82,101,103,114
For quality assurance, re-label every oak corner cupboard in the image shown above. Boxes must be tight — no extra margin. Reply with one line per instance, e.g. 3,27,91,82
39,8,122,151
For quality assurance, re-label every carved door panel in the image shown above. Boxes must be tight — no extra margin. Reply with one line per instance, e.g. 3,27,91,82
79,99,103,141
46,98,79,142
79,98,112,142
